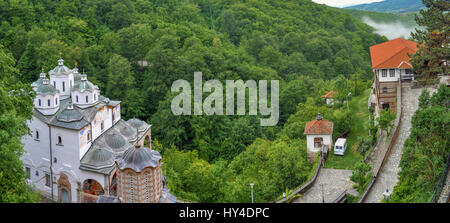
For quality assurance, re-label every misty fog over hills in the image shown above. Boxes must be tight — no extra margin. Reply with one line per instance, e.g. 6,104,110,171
361,16,416,39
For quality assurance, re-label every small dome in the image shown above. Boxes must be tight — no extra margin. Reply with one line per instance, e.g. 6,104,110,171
83,147,114,167
116,145,161,172
73,77,98,93
36,80,59,95
56,107,83,122
120,125,135,137
128,118,144,128
105,133,126,149
50,65,71,75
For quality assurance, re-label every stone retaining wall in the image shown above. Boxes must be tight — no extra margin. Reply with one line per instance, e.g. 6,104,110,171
358,80,402,203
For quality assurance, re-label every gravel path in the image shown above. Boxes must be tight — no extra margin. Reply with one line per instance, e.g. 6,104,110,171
292,168,357,203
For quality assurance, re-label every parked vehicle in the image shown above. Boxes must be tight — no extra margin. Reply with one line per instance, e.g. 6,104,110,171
334,138,347,156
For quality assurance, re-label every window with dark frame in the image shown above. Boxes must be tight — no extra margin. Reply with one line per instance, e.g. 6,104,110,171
35,130,39,140
389,69,395,77
58,136,62,145
86,95,88,103
25,167,30,179
45,173,50,187
382,69,387,77
38,99,41,106
47,99,50,106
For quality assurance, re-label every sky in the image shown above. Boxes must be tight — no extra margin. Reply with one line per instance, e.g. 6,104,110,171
311,0,385,8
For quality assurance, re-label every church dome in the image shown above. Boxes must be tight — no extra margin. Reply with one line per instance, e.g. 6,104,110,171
56,105,83,122
120,125,135,137
105,133,126,149
49,58,71,75
72,74,98,93
115,145,161,172
36,78,59,95
128,118,144,128
83,147,114,168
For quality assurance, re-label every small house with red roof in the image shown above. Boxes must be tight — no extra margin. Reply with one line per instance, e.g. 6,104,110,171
370,38,418,111
304,113,334,163
321,91,336,106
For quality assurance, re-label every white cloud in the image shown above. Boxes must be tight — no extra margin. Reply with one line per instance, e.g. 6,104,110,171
311,0,385,8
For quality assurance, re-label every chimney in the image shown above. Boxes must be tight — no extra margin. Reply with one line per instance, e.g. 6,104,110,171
316,113,322,121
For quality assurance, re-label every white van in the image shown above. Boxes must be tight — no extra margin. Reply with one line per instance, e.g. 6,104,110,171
334,138,347,156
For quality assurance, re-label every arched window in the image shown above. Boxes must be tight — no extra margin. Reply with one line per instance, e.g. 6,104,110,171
94,94,96,101
58,136,62,145
53,81,56,88
76,95,79,103
62,81,65,92
35,130,39,140
47,99,50,106
86,95,88,103
38,99,41,106
87,130,91,142
55,98,58,105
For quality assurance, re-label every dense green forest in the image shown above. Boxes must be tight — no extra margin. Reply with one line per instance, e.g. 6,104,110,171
0,0,388,202
390,86,449,202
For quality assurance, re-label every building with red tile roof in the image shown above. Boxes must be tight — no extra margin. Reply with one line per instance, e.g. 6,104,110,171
370,38,418,112
304,113,333,163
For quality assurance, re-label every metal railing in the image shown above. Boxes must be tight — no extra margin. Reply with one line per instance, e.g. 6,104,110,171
430,153,450,203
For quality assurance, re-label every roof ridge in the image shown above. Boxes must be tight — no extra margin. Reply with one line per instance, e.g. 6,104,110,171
375,46,410,68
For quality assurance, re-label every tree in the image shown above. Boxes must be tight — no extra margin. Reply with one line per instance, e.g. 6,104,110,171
350,162,372,194
0,45,40,202
377,108,396,131
410,0,450,81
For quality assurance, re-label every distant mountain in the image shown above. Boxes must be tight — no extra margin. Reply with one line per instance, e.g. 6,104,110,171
346,0,425,14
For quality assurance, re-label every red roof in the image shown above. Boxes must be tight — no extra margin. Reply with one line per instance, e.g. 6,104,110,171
304,118,334,135
321,91,336,99
370,38,418,69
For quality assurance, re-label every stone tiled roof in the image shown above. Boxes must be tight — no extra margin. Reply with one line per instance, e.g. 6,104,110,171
36,83,59,96
115,145,161,173
72,79,98,93
79,119,151,174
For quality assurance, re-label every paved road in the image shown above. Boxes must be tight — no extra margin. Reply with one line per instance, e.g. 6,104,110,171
365,85,437,203
292,168,357,203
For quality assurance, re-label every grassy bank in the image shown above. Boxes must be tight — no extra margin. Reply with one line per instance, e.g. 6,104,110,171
325,89,371,170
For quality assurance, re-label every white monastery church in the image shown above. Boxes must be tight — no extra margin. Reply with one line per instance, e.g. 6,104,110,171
21,58,176,203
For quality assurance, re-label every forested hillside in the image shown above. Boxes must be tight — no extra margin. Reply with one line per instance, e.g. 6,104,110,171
0,0,386,202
